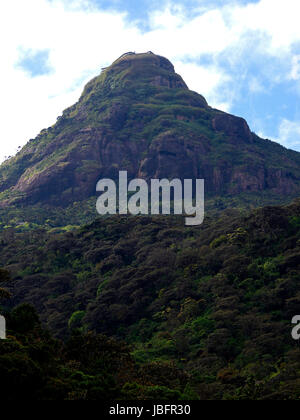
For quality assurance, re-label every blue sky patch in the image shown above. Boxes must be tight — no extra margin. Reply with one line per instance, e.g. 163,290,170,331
16,49,53,77
91,0,261,23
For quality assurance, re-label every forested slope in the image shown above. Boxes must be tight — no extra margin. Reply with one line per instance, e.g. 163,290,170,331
1,200,300,399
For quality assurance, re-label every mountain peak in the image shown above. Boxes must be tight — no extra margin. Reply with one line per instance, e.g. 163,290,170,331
80,52,188,102
111,51,175,72
0,52,299,210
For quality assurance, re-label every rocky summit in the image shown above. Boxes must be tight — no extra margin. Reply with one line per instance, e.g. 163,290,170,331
0,52,300,208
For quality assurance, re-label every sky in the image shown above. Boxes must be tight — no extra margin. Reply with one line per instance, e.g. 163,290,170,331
1,0,300,163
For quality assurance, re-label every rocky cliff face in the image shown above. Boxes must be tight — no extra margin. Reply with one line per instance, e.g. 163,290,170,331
0,52,299,207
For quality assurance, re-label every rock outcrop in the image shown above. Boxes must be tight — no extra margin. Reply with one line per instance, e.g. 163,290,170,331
0,52,299,207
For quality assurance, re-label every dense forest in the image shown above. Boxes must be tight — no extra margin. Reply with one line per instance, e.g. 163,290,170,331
1,199,300,399
0,303,193,400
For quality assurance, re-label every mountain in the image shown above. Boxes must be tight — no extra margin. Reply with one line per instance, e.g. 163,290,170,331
0,52,300,211
1,53,300,400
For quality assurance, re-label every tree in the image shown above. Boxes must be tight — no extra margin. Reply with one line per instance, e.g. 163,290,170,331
0,268,11,301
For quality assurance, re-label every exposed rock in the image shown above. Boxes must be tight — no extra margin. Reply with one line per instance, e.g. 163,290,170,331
0,52,299,208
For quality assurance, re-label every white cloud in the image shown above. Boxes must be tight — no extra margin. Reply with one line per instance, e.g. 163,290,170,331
290,55,300,80
149,7,233,56
229,0,300,53
1,0,300,162
278,119,300,151
175,61,232,111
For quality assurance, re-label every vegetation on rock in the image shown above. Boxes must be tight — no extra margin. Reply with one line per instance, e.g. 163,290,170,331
0,53,299,211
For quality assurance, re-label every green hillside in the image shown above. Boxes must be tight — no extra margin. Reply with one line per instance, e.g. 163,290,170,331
1,199,300,399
